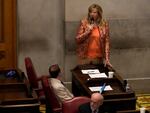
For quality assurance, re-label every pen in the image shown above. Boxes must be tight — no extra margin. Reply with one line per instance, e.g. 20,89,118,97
100,83,106,93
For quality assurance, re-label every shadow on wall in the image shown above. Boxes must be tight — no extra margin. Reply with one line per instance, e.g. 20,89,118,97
19,37,50,53
65,22,79,53
109,19,150,49
65,18,150,53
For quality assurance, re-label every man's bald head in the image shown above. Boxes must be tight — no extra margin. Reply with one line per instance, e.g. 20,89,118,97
90,93,104,111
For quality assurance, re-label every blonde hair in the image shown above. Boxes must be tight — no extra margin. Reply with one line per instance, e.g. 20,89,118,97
88,4,103,25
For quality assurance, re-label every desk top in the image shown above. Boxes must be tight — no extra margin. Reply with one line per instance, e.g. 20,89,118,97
71,64,135,99
0,69,24,84
0,83,38,105
71,64,137,112
0,69,40,111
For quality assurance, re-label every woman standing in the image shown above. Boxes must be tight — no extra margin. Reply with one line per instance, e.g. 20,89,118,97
76,4,112,67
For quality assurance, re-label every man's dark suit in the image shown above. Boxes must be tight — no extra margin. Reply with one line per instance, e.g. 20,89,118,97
78,102,114,113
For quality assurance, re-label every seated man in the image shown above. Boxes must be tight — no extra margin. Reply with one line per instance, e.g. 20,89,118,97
78,93,109,113
49,64,74,102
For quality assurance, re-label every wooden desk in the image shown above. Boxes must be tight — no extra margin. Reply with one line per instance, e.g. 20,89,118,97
0,69,40,113
117,110,150,113
71,64,136,112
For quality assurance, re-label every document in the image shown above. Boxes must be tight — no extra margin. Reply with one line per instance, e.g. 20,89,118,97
89,85,113,92
81,69,100,74
88,73,107,78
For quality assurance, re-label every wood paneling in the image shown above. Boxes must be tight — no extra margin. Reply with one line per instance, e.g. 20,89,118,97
0,0,17,70
0,0,2,42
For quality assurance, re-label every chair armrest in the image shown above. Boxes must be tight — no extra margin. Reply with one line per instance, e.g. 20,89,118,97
53,107,62,113
36,75,49,81
36,75,50,90
34,87,45,103
34,87,43,92
34,88,45,97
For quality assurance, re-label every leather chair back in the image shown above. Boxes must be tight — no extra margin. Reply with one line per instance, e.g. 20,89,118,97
41,76,62,113
24,57,38,88
24,57,46,104
62,96,90,113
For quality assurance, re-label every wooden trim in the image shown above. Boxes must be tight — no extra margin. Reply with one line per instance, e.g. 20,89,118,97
0,0,17,69
4,0,17,68
0,0,3,42
12,0,17,68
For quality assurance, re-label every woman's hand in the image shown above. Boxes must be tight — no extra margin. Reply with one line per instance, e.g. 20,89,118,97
86,24,94,34
88,24,94,30
104,60,112,68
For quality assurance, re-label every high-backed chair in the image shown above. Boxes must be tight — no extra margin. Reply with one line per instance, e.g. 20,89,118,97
41,76,62,113
24,57,46,103
62,96,91,113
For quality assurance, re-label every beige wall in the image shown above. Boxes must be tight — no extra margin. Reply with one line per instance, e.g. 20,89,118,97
65,0,150,20
65,0,150,93
17,0,150,93
18,0,65,76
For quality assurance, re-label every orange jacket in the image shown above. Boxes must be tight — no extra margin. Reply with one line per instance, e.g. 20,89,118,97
75,18,110,61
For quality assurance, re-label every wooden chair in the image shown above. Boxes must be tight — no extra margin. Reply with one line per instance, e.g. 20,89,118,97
41,76,62,113
62,96,91,113
24,57,47,103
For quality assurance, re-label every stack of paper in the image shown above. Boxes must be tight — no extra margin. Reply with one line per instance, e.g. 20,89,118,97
89,85,113,92
81,69,107,78
81,69,100,74
88,73,107,78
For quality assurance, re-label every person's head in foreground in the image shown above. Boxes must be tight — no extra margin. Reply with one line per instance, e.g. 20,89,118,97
90,93,104,111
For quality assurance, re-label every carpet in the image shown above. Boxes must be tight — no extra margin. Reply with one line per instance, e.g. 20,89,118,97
40,104,46,113
136,94,150,110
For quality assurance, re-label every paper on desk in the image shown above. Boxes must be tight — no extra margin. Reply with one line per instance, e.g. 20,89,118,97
81,69,100,74
89,85,113,92
88,73,107,78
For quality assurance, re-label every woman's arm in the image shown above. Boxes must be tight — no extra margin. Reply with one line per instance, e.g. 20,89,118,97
76,19,92,44
105,21,110,62
104,21,112,67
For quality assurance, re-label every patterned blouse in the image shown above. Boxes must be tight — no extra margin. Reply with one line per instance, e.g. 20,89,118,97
75,18,110,62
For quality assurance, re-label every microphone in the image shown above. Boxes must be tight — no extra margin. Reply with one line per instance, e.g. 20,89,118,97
90,17,98,28
87,17,94,32
91,17,94,24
